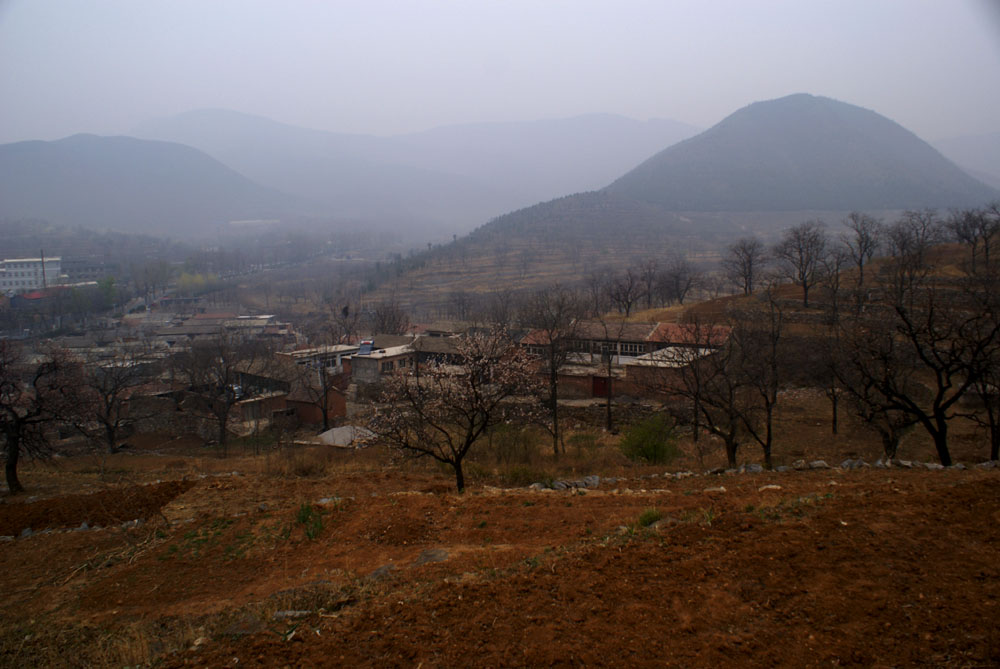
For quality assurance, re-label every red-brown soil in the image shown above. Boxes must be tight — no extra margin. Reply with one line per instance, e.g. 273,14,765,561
1,459,998,667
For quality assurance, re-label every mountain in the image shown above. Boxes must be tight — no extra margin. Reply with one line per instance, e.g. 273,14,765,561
606,94,998,211
932,132,1000,191
0,134,305,237
133,110,701,234
372,94,1000,315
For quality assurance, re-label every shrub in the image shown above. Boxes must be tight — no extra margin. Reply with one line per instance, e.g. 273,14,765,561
619,414,679,464
295,503,324,540
638,508,663,527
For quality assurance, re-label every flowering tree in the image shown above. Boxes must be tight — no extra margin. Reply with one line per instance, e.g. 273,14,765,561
369,328,539,492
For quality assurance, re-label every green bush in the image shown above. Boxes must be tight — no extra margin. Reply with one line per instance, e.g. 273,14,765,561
619,414,679,465
638,508,663,527
295,503,324,540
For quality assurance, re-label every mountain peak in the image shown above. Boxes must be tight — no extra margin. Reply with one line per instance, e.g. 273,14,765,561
606,94,997,211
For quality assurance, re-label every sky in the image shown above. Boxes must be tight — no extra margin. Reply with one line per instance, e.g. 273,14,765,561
1,0,999,144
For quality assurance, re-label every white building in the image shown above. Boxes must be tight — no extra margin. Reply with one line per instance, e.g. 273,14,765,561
0,257,62,294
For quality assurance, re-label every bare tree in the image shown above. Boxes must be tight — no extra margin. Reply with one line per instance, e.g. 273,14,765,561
722,237,768,296
948,204,1000,274
369,328,539,492
368,300,410,335
172,330,272,454
1,342,75,493
730,291,784,468
840,212,883,291
637,258,659,309
70,340,160,454
773,221,828,307
838,263,1000,466
519,285,583,455
658,254,699,305
607,268,645,317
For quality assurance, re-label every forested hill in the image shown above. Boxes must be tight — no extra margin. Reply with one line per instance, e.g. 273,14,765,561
604,93,998,211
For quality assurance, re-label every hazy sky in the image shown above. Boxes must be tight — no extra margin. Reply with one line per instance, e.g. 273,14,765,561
2,0,999,144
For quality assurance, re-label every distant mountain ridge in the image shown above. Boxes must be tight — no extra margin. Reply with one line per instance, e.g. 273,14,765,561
0,134,305,237
133,110,702,232
606,94,998,211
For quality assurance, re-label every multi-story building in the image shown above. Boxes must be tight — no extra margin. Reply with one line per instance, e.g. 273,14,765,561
0,257,63,294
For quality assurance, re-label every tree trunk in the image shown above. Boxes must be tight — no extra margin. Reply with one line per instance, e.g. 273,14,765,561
881,432,899,460
105,423,119,454
605,360,613,432
829,390,839,435
5,438,23,494
932,426,952,467
453,458,465,493
724,437,738,468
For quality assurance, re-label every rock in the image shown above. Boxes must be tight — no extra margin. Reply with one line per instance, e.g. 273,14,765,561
20,528,32,538
368,563,397,580
528,482,547,490
808,460,830,470
874,459,890,469
413,548,448,566
674,471,695,479
758,484,782,491
0,536,13,543
77,521,89,531
792,459,807,470
975,461,998,470
703,486,727,493
272,610,311,621
924,462,944,470
948,463,967,470
774,466,791,473
891,459,913,468
583,475,601,489
706,467,727,476
744,463,764,474
258,503,270,512
551,481,568,491
192,636,210,647
725,468,738,475
223,616,266,639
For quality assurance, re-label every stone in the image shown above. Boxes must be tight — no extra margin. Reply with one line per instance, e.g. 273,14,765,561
272,610,311,621
20,528,32,538
948,463,967,470
368,563,398,580
808,460,830,470
744,463,764,474
413,548,448,566
0,536,13,543
975,461,998,470
706,467,727,475
551,481,568,491
774,466,791,473
583,475,601,489
703,486,727,493
924,462,944,471
792,460,807,470
223,616,266,639
891,459,913,468
758,485,782,492
528,482,547,490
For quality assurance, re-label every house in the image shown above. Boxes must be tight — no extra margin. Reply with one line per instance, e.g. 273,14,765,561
351,343,416,384
521,321,730,399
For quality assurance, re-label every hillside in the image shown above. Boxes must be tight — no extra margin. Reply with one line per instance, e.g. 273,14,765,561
368,95,1000,313
0,134,307,238
133,110,701,234
933,131,1000,190
606,93,998,211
